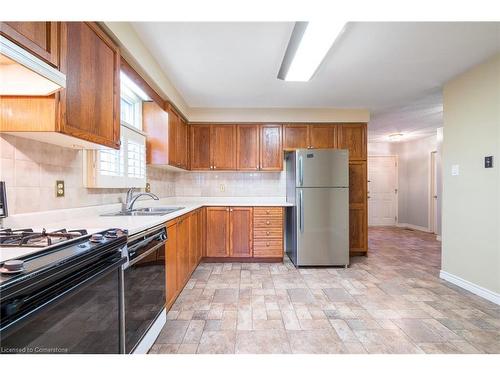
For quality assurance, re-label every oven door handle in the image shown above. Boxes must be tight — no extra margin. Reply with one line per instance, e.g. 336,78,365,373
127,240,166,267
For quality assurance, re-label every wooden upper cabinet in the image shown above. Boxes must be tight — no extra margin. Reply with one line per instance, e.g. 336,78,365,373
236,125,260,171
168,110,179,167
190,124,212,170
283,125,309,150
260,125,283,171
178,117,188,169
143,101,169,165
206,207,230,257
229,207,253,257
0,22,59,67
211,125,237,170
58,22,121,149
338,123,367,160
309,125,337,149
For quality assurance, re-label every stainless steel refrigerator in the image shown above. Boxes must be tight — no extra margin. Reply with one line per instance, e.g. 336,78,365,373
285,149,349,267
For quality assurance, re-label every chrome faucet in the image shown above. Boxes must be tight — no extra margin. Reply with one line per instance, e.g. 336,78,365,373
123,188,159,211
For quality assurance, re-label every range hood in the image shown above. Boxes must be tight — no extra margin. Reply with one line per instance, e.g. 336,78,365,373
0,35,66,96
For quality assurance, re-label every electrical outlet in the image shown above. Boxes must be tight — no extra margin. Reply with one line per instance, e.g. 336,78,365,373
145,182,151,193
56,180,65,197
219,183,225,192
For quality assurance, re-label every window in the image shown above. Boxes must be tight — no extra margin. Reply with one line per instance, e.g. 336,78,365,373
84,71,150,188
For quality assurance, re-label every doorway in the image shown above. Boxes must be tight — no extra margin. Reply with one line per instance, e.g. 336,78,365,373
368,156,398,226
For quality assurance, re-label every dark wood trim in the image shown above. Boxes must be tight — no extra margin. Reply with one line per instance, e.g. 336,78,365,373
120,58,165,108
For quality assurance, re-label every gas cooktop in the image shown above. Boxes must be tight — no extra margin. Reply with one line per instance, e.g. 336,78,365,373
0,228,88,248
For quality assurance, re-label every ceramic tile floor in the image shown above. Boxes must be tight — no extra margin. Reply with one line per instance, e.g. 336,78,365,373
149,227,500,354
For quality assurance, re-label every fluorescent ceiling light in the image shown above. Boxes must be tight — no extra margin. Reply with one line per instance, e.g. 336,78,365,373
278,21,346,82
388,133,404,142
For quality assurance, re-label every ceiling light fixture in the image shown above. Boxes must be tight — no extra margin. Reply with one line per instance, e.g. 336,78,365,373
388,133,404,142
278,21,346,82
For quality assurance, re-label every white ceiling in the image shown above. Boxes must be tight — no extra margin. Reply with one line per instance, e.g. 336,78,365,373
131,22,500,136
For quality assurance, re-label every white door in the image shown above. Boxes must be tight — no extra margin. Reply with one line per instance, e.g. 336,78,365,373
368,156,398,226
430,151,438,234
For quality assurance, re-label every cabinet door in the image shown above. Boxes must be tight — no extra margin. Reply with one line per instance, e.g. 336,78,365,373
166,223,178,308
229,207,253,257
283,125,309,150
206,207,230,257
0,22,59,66
143,101,169,165
188,212,198,272
176,216,190,286
338,124,367,160
58,22,120,149
211,125,236,170
349,161,367,253
168,110,179,167
178,118,188,169
260,125,283,171
190,125,211,170
309,125,337,149
349,207,367,253
349,161,367,206
236,125,259,171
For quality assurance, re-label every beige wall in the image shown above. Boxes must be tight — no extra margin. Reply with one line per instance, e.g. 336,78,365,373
442,53,500,294
188,107,370,123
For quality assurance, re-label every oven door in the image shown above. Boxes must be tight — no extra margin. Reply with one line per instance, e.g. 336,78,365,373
0,256,125,354
124,227,167,353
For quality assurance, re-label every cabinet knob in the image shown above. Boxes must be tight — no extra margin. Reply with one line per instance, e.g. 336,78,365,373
266,231,270,235
266,220,270,225
266,242,270,247
266,210,270,214
230,209,233,212
226,208,229,211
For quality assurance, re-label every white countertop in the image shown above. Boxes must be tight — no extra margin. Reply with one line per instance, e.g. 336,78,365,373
0,197,292,262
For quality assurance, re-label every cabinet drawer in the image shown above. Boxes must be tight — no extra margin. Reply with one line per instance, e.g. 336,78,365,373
253,240,283,257
254,207,283,217
254,216,283,228
253,228,283,239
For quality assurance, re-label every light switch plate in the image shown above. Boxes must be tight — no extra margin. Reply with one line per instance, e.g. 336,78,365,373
451,165,459,176
56,180,65,197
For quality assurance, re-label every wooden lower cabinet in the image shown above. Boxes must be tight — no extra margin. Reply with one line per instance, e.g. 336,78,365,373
165,209,204,310
253,207,284,258
348,160,368,254
165,222,178,309
229,207,253,257
206,207,230,257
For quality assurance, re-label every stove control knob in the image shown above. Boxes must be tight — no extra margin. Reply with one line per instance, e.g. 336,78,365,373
90,233,104,243
105,230,118,238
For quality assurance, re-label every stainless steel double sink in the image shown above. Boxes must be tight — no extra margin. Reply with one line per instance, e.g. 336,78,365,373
101,206,184,217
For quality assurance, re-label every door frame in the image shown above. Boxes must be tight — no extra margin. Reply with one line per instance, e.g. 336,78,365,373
367,155,399,226
429,150,438,234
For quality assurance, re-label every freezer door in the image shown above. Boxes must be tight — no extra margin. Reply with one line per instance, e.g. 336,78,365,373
296,149,349,188
296,187,349,266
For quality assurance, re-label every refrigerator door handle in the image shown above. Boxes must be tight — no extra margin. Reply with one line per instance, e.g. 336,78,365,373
298,156,304,186
299,189,304,233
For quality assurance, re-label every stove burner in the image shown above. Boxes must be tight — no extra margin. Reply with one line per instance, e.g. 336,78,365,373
0,228,88,248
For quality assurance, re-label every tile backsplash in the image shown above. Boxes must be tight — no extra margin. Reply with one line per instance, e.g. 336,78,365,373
0,134,285,215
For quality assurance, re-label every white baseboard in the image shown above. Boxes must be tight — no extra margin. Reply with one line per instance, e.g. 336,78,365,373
440,270,500,305
396,223,431,233
132,308,167,354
